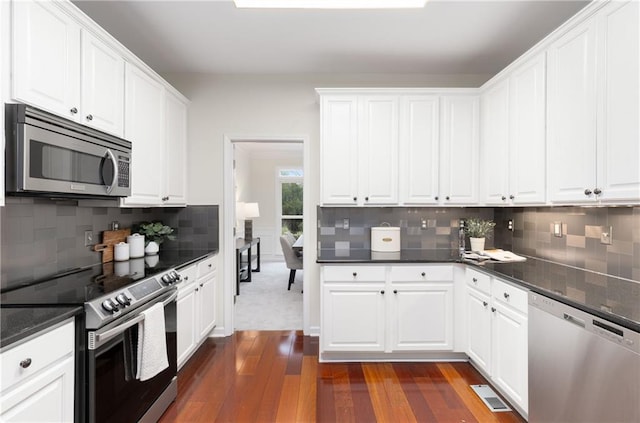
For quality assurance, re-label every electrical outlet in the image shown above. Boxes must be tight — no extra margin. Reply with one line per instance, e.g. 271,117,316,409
84,230,94,246
421,218,427,229
343,218,349,230
553,221,563,237
507,219,514,231
600,226,613,245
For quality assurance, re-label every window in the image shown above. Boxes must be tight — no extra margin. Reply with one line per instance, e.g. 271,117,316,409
278,168,303,237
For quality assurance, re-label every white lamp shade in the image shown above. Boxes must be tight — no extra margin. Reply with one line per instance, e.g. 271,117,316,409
244,202,260,219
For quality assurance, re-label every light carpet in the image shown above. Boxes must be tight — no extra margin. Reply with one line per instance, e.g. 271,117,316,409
234,258,303,330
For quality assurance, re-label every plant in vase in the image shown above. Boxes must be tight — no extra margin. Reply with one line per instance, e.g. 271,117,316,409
463,217,495,252
138,222,176,255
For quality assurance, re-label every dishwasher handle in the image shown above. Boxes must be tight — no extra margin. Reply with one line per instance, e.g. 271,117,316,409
563,312,586,328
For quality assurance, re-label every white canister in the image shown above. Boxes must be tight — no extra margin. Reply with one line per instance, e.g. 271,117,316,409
114,242,130,261
371,225,401,252
127,233,145,258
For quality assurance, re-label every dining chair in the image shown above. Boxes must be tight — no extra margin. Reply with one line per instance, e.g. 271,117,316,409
280,235,303,290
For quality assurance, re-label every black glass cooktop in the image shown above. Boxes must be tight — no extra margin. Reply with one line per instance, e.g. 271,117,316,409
1,249,214,307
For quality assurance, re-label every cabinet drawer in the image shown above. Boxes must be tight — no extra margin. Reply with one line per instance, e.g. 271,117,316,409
197,255,217,278
492,278,528,313
1,319,74,392
466,268,491,294
323,266,386,282
177,264,197,287
390,265,453,282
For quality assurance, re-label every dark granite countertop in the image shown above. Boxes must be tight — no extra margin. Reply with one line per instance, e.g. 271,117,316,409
317,248,640,332
1,248,218,349
467,257,640,333
0,307,82,351
317,248,460,263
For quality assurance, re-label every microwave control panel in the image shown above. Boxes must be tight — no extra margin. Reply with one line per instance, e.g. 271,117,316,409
118,158,130,187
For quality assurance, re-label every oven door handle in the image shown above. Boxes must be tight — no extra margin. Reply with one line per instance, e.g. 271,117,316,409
95,291,178,344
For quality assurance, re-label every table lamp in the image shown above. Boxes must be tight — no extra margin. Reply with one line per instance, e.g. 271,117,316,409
243,202,260,240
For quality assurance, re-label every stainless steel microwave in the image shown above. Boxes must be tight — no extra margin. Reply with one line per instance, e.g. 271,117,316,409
5,104,131,198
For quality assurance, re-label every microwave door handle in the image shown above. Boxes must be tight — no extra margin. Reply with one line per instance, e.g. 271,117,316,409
104,149,119,194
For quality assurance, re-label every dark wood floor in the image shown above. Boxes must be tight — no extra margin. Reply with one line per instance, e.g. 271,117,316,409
159,331,525,423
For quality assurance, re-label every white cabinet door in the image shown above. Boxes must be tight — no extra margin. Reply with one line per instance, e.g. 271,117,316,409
320,96,358,205
122,64,164,206
12,1,80,120
163,91,188,205
176,282,198,369
596,0,640,202
390,283,453,351
492,301,528,414
399,96,440,204
547,16,598,203
509,53,547,205
466,286,492,374
322,284,385,352
480,79,510,205
0,357,74,423
197,271,217,340
359,96,399,205
80,30,124,136
440,96,480,205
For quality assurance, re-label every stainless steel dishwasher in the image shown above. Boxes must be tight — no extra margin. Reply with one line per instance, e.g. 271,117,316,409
528,292,640,423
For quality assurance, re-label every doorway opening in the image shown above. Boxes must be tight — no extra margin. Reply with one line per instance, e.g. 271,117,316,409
222,136,310,334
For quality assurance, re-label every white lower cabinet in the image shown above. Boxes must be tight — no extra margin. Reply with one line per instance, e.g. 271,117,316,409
465,268,528,416
0,319,75,423
321,264,454,355
176,255,218,369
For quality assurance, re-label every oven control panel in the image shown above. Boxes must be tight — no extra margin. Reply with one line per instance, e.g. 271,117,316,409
85,268,179,329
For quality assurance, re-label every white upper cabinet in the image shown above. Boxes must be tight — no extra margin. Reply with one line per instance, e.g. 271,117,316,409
12,1,81,121
508,53,546,204
481,79,510,205
122,64,165,206
12,1,124,137
320,95,359,205
547,14,598,203
548,0,639,204
440,95,480,205
595,0,640,202
359,96,399,205
320,94,398,206
163,91,188,206
399,96,440,205
80,31,124,136
481,54,546,206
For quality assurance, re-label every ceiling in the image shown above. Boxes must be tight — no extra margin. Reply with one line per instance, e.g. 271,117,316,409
72,0,590,77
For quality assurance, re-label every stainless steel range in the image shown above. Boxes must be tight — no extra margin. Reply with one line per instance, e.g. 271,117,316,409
1,265,183,423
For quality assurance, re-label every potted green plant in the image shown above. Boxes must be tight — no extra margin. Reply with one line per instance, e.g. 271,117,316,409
138,222,176,255
463,217,495,252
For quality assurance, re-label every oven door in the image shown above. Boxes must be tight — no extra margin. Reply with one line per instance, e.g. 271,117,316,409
20,123,124,196
86,289,177,423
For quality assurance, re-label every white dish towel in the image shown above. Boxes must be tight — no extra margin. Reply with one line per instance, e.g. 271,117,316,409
136,302,169,381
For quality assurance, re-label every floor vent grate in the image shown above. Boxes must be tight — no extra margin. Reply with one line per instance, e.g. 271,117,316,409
470,384,512,412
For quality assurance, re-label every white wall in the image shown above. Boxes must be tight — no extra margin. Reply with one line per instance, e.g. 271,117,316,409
161,72,489,334
233,144,251,237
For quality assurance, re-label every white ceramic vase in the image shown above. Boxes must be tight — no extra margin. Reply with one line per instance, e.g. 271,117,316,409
145,241,159,255
470,237,486,252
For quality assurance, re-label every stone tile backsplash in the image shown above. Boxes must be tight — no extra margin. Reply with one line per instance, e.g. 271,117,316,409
319,205,640,283
317,206,495,251
1,198,218,287
494,206,640,282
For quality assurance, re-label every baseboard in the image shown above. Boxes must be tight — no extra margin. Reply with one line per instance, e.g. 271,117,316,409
307,325,320,337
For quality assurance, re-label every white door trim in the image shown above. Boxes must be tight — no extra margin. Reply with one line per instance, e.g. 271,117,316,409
222,134,311,336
